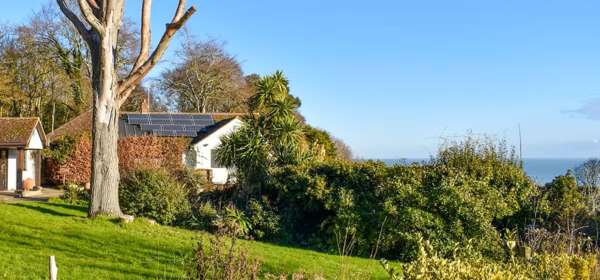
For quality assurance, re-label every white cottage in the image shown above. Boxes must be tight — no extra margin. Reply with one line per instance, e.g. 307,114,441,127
186,117,243,184
0,118,46,191
48,111,243,185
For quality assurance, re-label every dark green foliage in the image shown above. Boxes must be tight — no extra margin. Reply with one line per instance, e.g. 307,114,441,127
186,201,220,231
246,197,281,240
42,135,78,164
216,71,305,193
545,172,585,223
230,137,539,262
303,125,339,160
120,169,191,225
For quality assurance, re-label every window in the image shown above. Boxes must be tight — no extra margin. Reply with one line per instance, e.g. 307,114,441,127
184,148,197,168
210,149,223,168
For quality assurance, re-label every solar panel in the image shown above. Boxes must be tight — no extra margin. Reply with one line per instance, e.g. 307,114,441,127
153,130,198,137
123,113,221,138
172,120,198,125
185,125,207,131
148,119,173,125
191,115,213,121
161,125,185,131
171,114,194,120
140,124,163,131
127,119,149,125
148,115,173,121
127,114,150,119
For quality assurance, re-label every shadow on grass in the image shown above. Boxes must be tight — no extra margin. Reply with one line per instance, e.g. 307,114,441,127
8,203,79,217
45,202,88,213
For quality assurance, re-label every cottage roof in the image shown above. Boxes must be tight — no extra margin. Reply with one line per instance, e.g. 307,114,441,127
48,111,244,141
47,111,92,141
0,118,47,148
191,117,240,144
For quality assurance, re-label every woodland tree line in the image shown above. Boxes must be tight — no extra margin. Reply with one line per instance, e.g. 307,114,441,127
0,3,264,132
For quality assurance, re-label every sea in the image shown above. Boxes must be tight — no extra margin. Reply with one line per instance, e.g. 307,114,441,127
381,158,588,185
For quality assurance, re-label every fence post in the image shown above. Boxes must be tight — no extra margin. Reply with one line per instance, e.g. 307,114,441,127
49,256,57,280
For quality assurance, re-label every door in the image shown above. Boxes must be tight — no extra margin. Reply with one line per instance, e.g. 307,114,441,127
0,150,7,191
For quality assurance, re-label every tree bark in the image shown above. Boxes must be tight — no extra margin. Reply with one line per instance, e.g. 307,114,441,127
57,0,195,218
88,26,122,217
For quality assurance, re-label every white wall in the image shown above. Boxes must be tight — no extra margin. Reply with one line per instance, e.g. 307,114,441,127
7,150,16,191
21,150,36,185
188,118,242,184
27,129,43,150
3,128,43,191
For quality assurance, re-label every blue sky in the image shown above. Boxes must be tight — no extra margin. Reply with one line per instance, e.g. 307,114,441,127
6,1,600,158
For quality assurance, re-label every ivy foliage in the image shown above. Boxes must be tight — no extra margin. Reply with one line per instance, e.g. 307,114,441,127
42,134,82,164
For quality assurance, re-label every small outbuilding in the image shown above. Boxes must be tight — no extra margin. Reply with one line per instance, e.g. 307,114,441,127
0,118,46,191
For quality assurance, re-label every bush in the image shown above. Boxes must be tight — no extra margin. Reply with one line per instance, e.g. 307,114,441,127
43,135,78,164
246,197,281,240
381,239,598,280
249,137,539,261
185,201,220,231
60,183,90,205
174,168,210,198
187,234,260,280
120,169,191,225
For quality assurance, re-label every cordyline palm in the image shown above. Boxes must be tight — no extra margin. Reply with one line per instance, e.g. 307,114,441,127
216,71,304,189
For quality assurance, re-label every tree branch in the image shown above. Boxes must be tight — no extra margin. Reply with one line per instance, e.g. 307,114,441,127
132,0,152,70
172,0,187,22
56,0,92,43
78,0,105,36
87,0,100,9
86,0,102,18
118,4,196,104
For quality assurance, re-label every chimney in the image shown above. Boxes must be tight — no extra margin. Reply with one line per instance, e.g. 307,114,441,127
141,94,150,113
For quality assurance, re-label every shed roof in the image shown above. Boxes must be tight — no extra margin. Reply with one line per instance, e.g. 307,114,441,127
0,118,46,148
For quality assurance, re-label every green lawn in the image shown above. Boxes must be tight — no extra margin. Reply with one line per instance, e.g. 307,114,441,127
0,201,387,279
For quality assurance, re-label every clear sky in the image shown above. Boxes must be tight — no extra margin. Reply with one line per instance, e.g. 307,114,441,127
6,1,600,159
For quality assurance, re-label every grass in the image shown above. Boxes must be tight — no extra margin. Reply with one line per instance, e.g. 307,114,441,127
0,201,387,279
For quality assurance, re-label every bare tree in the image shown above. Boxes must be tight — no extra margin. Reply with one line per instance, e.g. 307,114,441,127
575,159,600,213
574,159,600,247
332,136,354,161
160,36,251,113
56,0,195,217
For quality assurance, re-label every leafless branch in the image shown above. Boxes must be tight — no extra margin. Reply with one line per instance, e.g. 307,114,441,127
78,0,105,36
56,0,92,43
118,2,196,105
172,0,187,22
132,0,152,70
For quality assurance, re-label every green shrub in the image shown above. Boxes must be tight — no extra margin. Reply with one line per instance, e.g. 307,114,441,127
60,183,89,205
254,137,539,261
381,239,598,280
187,234,260,280
42,135,79,164
174,168,209,197
185,201,220,231
246,197,281,240
120,169,191,225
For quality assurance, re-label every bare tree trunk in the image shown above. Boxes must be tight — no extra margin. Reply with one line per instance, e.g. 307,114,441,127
57,0,196,218
88,27,122,217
